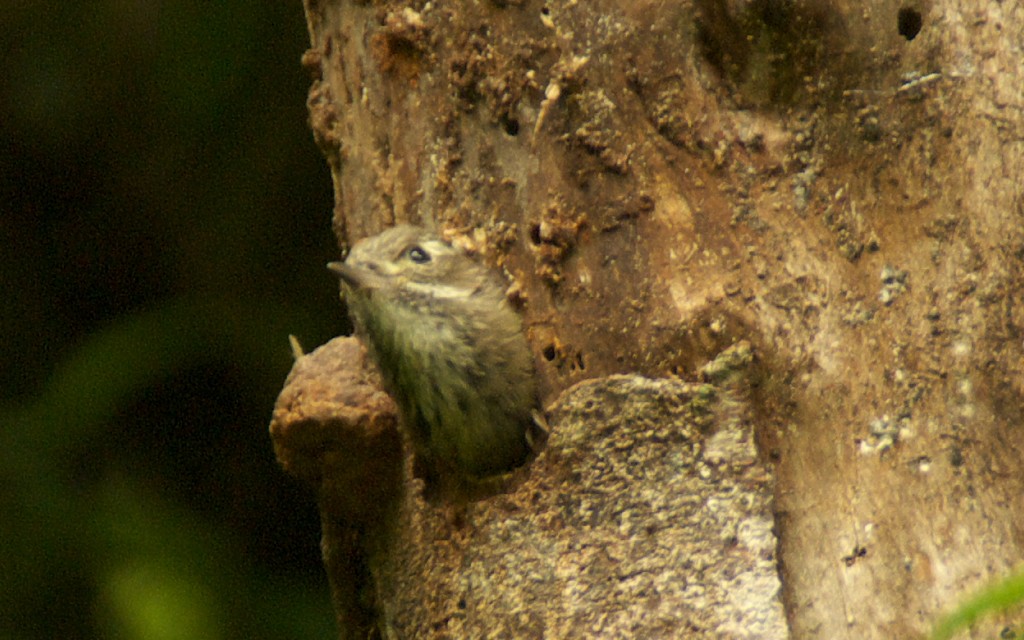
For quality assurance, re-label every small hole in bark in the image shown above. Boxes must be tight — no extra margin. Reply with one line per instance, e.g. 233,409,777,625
897,7,922,40
542,344,557,361
501,115,520,136
950,446,964,467
529,224,542,245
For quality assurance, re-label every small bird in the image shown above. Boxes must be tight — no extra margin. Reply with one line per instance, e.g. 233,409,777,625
328,224,538,498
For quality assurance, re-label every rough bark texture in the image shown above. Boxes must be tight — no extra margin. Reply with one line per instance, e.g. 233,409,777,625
371,363,785,639
282,0,1024,638
270,337,403,633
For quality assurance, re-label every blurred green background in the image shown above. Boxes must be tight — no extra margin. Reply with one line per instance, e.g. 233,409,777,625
2,2,344,638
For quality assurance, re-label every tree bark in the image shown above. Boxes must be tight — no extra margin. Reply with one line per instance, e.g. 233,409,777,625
278,1,1024,637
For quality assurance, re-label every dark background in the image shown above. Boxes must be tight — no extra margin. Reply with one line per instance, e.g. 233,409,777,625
2,2,343,637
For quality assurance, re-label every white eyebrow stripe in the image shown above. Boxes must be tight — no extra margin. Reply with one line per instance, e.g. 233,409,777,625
405,281,474,299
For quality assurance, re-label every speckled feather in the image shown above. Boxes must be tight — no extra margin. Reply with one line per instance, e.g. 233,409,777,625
329,225,537,489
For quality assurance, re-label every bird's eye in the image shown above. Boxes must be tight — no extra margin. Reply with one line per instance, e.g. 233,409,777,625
407,246,431,264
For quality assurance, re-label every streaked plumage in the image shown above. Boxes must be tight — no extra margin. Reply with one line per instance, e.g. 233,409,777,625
328,225,537,495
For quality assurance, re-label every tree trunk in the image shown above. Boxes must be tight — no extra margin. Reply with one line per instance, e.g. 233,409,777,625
276,1,1024,637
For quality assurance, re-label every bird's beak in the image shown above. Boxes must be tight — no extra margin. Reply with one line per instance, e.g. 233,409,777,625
328,261,378,290
327,261,360,287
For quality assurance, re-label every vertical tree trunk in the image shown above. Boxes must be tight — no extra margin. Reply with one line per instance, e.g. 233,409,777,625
277,1,1024,637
